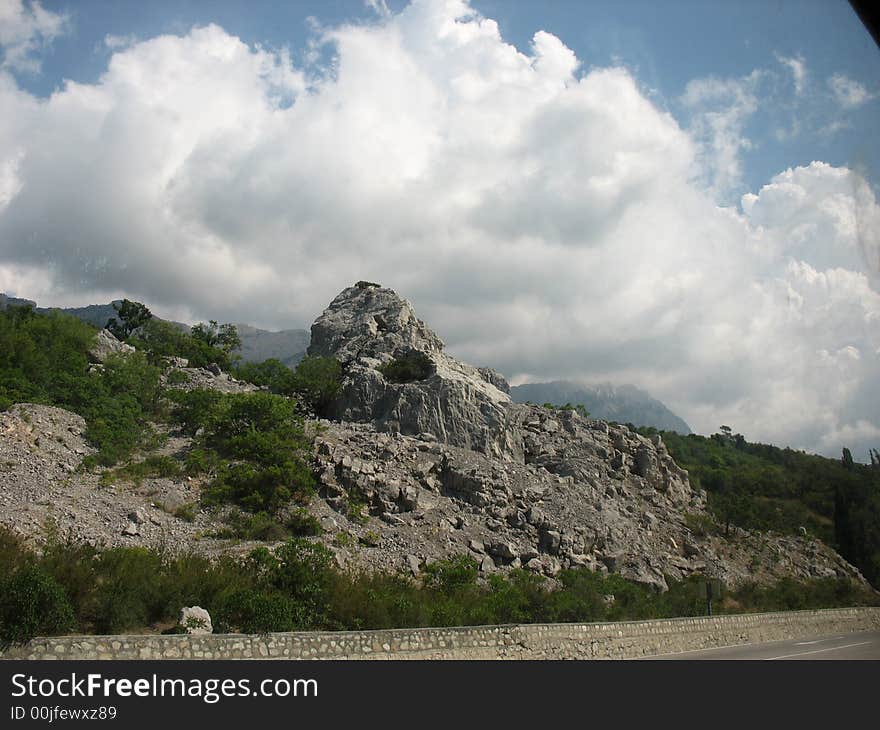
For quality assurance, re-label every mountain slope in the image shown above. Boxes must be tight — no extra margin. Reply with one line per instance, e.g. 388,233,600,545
511,381,691,434
234,324,309,367
1,293,309,368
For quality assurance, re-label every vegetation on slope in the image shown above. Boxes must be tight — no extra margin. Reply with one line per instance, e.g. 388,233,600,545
634,426,880,588
0,303,339,534
1,529,876,648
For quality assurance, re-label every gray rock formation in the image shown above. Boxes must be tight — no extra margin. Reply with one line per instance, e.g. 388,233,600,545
303,283,867,591
308,284,519,458
311,417,863,591
87,329,136,363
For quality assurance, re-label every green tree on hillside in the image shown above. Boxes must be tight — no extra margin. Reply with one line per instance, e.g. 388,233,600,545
106,300,152,340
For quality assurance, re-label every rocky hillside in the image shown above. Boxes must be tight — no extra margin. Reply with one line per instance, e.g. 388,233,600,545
511,381,692,434
0,293,309,368
303,284,863,590
0,283,869,594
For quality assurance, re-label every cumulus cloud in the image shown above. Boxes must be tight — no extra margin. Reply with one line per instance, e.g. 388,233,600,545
0,0,67,72
0,0,878,460
828,72,875,109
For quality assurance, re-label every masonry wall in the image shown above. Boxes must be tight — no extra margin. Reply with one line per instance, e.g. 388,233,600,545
3,607,879,660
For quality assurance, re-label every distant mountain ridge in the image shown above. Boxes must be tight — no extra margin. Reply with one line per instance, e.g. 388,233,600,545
0,293,308,367
233,323,309,368
510,380,691,434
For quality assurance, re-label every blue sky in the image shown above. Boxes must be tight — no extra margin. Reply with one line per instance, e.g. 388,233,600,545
1,0,879,459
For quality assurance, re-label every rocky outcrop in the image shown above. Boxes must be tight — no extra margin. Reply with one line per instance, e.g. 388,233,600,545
304,283,868,591
308,285,518,458
87,329,136,363
311,417,863,591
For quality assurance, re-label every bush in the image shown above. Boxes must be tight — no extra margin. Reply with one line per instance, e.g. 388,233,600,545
90,548,166,633
167,388,226,436
195,392,315,513
290,356,342,416
130,318,240,370
214,590,298,634
102,455,182,486
0,565,76,648
269,539,336,628
233,358,297,394
423,555,479,595
379,352,434,383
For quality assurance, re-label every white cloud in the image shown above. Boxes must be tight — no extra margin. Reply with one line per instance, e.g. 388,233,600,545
775,53,807,95
0,0,67,72
741,161,880,276
0,0,878,460
680,71,762,199
828,72,875,109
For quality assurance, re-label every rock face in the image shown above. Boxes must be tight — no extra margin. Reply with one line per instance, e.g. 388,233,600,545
308,284,518,459
305,283,868,591
311,418,863,591
87,329,135,363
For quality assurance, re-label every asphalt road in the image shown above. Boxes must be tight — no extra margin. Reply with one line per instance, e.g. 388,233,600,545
638,629,880,660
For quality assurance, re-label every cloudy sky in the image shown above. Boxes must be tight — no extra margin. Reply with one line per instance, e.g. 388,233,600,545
0,0,878,460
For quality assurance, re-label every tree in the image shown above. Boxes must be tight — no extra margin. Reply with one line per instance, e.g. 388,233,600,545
106,300,152,341
842,447,855,471
291,356,342,416
191,320,241,354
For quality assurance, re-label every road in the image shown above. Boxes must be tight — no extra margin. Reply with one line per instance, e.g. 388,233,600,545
638,629,880,660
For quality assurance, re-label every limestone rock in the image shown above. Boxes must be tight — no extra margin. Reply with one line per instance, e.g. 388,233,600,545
178,606,213,635
88,329,135,363
308,284,518,458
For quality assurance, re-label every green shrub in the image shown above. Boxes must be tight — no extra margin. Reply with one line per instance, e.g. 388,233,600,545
194,392,315,513
165,369,190,385
684,512,717,538
423,555,479,595
0,565,76,648
232,358,296,393
290,356,342,416
379,352,434,383
90,548,166,633
167,388,226,436
285,509,323,537
214,590,298,634
212,511,288,541
102,455,182,486
173,504,197,523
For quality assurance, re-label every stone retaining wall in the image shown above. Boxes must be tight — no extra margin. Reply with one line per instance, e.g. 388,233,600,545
4,607,879,660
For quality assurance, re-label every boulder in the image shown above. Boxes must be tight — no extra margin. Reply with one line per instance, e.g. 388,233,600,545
178,606,213,635
88,329,135,363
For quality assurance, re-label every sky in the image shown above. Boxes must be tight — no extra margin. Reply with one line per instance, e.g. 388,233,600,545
0,0,878,461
